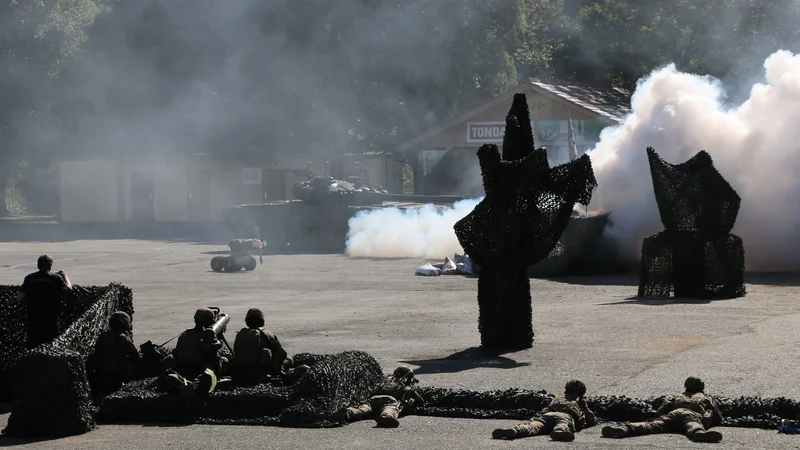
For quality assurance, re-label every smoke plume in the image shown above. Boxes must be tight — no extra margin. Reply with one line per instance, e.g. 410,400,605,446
590,49,800,271
345,198,481,259
346,50,800,271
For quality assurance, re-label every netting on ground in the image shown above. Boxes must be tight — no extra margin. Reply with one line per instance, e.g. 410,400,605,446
0,283,133,438
638,148,746,299
414,388,800,429
96,350,383,427
454,93,597,350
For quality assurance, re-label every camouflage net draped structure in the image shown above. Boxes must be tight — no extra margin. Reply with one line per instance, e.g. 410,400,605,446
97,350,383,427
98,376,800,430
0,283,133,438
454,93,597,350
414,387,800,429
638,148,746,299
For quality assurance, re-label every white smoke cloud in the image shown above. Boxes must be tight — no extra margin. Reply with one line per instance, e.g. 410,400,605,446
590,49,800,271
344,198,482,259
346,49,800,270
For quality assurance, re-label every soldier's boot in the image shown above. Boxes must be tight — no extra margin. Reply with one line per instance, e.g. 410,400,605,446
330,407,349,422
491,428,518,440
689,430,723,443
550,429,575,442
375,415,400,428
601,425,630,438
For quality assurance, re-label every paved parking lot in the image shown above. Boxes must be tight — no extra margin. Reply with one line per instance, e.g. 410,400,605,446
1,238,799,448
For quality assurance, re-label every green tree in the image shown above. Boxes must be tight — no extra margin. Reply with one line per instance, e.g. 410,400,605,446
555,0,800,90
0,0,110,216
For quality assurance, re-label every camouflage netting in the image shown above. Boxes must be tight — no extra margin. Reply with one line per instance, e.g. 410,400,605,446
454,93,597,350
0,283,133,438
638,148,746,299
414,388,800,429
96,350,383,427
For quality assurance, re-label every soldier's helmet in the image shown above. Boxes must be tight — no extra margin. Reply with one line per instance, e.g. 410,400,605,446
194,307,215,327
245,308,264,321
393,366,413,379
564,379,587,398
684,377,705,393
109,311,131,330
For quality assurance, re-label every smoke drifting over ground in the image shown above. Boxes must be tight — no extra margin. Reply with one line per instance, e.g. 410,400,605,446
345,198,481,259
590,49,800,271
347,50,800,270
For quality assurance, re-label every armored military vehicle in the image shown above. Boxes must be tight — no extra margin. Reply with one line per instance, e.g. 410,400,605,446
222,169,466,251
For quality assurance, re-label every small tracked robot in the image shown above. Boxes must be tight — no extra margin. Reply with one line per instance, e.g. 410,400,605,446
211,238,264,272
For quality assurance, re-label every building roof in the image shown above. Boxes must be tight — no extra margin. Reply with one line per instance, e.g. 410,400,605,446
529,79,631,123
395,79,632,152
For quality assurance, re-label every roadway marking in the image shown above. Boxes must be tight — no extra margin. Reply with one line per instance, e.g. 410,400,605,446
0,253,111,271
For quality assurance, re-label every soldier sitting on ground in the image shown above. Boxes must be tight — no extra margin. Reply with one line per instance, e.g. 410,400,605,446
87,311,141,405
232,308,308,386
601,376,723,443
331,366,425,428
492,379,596,442
163,308,230,379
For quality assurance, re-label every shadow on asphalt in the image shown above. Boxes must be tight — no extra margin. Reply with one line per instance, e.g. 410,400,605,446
400,347,530,375
597,297,713,306
745,272,800,286
541,274,638,286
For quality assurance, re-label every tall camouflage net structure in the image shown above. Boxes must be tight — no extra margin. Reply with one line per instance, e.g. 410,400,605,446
0,283,133,438
638,147,746,299
454,93,598,350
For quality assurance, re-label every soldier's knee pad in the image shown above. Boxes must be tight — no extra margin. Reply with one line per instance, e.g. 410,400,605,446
195,368,218,395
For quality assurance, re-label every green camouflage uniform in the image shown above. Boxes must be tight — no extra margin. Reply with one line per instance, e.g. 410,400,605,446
342,374,424,427
169,326,228,379
87,313,141,404
512,394,597,439
232,326,288,385
621,392,722,438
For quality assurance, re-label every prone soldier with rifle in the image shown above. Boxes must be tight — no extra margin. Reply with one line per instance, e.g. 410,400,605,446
330,366,425,428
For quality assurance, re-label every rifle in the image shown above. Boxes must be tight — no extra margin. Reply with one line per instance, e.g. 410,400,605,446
208,307,234,356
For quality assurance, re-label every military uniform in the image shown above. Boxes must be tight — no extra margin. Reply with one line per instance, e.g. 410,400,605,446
167,308,229,379
498,394,596,441
493,380,595,442
233,326,287,385
602,377,723,443
335,367,424,428
87,312,141,404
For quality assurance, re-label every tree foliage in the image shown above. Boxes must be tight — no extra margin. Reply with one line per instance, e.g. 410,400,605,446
2,0,800,215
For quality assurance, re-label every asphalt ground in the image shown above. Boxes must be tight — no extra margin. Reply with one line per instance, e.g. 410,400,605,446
0,239,799,449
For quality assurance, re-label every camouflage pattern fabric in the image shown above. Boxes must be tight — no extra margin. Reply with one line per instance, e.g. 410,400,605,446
97,351,383,428
454,93,597,350
413,387,800,429
514,411,576,437
0,283,133,437
638,147,746,299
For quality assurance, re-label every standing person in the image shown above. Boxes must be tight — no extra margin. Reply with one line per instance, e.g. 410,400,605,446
601,377,723,443
492,379,596,442
16,254,73,349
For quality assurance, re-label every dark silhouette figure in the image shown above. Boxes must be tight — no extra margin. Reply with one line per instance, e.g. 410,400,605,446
638,147,745,299
454,93,598,350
